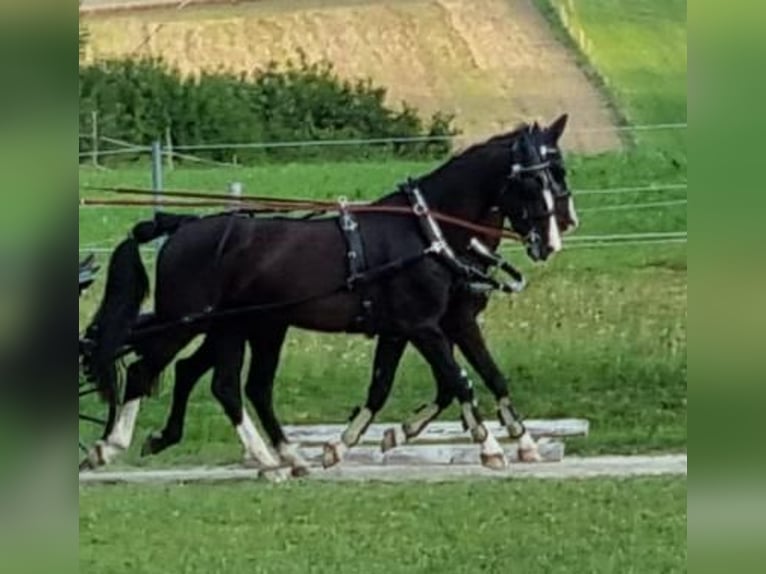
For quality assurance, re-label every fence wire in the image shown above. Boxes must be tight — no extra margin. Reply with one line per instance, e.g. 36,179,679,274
78,121,687,159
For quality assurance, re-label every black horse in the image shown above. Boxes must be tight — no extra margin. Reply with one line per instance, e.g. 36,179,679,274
135,117,577,474
82,119,572,472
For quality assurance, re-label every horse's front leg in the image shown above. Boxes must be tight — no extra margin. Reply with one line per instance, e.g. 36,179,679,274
446,311,541,462
322,336,407,467
379,349,453,453
406,325,506,470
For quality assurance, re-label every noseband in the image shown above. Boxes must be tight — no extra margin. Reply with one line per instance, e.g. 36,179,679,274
504,141,572,232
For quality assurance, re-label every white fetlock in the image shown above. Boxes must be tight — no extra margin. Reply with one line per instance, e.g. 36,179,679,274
236,410,281,469
402,403,440,439
479,429,508,470
89,398,141,467
517,431,542,463
341,407,373,447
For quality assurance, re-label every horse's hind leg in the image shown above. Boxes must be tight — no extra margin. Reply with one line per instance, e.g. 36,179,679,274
87,328,194,467
323,335,407,467
446,315,541,463
379,360,453,454
408,325,507,470
243,325,308,476
141,337,214,457
209,328,281,471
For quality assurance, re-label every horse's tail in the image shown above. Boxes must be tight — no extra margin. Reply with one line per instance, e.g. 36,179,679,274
82,212,198,401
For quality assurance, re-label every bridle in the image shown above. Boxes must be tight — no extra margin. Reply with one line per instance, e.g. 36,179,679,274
503,135,573,238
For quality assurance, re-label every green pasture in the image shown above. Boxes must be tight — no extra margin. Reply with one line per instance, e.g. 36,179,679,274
80,477,687,573
78,0,687,463
79,2,687,572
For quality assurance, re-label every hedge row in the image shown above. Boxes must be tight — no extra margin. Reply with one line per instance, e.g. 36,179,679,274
79,55,458,163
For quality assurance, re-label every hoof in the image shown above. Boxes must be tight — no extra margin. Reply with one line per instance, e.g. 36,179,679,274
140,432,163,457
518,446,543,463
80,441,107,471
322,442,344,469
290,464,311,478
381,428,399,453
480,452,508,470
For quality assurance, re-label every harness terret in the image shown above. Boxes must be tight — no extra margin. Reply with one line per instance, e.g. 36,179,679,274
337,199,375,334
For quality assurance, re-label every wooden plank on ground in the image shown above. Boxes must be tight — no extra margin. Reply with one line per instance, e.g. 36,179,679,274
284,419,588,445
297,440,564,466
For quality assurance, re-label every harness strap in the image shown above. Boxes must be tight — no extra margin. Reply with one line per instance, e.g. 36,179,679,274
338,201,368,288
337,200,375,335
400,180,477,280
468,238,526,292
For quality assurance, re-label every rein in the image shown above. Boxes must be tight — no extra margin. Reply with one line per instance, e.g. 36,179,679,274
80,186,523,242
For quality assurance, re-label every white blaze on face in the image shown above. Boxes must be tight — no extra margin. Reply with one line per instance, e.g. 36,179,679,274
543,188,563,252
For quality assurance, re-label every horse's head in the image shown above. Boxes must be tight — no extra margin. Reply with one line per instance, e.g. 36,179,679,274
532,114,578,234
495,128,564,262
418,118,575,262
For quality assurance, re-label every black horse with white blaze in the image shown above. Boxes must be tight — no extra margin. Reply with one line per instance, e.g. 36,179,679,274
82,117,575,474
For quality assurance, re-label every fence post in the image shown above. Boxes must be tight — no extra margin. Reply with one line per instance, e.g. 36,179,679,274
165,126,174,171
151,139,164,209
229,181,243,210
91,110,99,167
151,140,164,249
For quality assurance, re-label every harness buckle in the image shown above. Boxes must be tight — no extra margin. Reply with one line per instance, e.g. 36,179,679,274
413,201,428,217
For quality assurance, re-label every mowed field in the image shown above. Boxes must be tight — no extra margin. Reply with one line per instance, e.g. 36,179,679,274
80,1,687,570
81,477,686,573
81,0,620,152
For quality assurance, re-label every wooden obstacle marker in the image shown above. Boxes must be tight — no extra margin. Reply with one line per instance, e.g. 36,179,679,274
283,419,589,465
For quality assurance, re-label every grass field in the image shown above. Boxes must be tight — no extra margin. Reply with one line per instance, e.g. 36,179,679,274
79,146,687,465
80,477,687,573
79,0,686,465
80,1,686,569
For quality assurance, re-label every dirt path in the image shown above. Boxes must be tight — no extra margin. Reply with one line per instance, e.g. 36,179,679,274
80,454,686,485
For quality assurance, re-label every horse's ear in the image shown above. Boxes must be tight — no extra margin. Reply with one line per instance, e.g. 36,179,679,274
547,113,569,143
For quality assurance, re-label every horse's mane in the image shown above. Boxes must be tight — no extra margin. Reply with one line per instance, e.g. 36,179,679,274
419,123,531,185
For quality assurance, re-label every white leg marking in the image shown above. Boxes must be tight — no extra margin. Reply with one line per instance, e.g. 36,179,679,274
402,403,440,439
479,427,507,469
543,189,563,252
341,407,374,447
518,431,537,452
236,410,279,468
517,430,542,462
567,196,579,230
480,430,504,457
95,398,141,465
